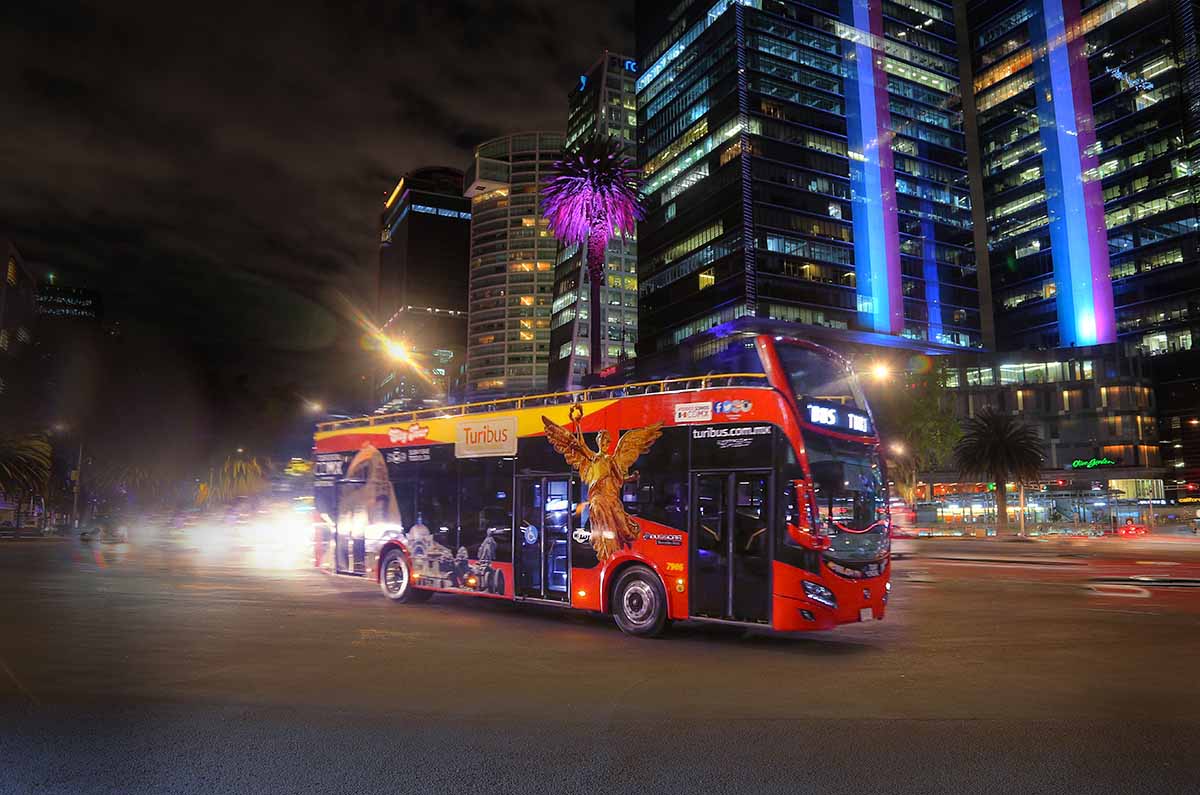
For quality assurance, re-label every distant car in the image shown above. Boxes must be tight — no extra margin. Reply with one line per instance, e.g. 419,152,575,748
80,517,129,543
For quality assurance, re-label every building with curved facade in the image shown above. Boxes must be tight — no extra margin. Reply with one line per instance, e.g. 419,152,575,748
463,132,565,396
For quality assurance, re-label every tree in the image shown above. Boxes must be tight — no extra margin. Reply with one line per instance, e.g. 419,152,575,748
92,463,165,510
873,363,960,505
542,136,642,375
201,454,274,506
953,408,1043,535
0,434,51,526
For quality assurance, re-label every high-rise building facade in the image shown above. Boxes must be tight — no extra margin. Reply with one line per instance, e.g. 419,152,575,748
463,132,565,396
378,167,471,320
375,166,472,411
0,240,36,404
549,52,641,390
635,0,982,362
965,0,1200,354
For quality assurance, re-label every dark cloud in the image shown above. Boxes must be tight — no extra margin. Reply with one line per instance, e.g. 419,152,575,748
1,0,634,456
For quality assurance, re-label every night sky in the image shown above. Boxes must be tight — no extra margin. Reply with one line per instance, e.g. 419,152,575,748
1,1,633,462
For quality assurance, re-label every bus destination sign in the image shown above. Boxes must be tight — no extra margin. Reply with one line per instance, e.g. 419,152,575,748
804,401,872,435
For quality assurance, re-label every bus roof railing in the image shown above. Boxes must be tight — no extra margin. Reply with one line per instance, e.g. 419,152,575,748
316,373,772,432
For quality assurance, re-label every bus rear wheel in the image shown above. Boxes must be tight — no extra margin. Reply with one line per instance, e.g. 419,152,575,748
379,548,431,603
612,566,668,638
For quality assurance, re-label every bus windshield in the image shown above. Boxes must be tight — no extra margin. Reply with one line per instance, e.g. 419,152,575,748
775,342,866,411
805,434,889,564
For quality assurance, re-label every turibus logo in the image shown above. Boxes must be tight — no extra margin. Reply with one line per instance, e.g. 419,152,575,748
455,416,518,458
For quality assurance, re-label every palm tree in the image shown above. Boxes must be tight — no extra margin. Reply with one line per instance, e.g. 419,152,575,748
0,434,51,526
542,135,642,375
93,463,163,508
207,454,273,505
953,408,1043,535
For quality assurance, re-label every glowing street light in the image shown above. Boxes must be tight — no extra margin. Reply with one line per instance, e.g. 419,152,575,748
871,362,890,381
384,339,410,363
891,442,906,456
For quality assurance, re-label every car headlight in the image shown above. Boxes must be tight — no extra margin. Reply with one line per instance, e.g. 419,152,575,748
802,580,837,608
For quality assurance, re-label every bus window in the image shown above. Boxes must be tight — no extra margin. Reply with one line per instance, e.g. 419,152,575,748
805,434,889,564
621,426,688,529
459,457,514,563
411,448,457,547
775,342,866,410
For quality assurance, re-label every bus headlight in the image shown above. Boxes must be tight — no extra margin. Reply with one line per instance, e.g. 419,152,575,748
802,580,837,608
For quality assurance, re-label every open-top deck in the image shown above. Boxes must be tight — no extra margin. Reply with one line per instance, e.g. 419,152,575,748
316,372,771,433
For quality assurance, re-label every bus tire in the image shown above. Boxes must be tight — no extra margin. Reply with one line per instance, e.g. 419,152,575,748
611,566,668,638
492,569,506,596
379,548,428,603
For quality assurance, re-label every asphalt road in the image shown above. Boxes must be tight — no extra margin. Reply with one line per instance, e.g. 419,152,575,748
2,527,1199,794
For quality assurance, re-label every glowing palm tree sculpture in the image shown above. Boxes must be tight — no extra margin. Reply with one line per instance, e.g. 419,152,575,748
542,136,643,376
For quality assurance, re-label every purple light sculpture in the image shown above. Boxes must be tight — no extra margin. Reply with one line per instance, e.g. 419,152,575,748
542,136,643,376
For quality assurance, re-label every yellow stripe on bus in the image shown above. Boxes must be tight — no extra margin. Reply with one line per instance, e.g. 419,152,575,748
312,399,619,443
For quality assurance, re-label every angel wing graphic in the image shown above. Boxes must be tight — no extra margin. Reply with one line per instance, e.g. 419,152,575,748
542,412,662,561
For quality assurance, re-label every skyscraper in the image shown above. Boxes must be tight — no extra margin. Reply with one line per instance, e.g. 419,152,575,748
463,132,565,396
965,0,1200,354
0,240,36,405
376,167,471,411
635,0,982,363
549,52,641,391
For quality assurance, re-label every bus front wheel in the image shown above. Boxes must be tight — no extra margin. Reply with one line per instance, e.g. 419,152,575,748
612,566,668,638
379,549,431,603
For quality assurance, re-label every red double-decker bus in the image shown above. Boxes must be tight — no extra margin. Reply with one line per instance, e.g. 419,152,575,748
312,326,890,637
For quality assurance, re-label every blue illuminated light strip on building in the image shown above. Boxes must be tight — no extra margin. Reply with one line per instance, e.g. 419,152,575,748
1028,0,1115,345
841,0,902,335
412,204,472,220
919,200,943,343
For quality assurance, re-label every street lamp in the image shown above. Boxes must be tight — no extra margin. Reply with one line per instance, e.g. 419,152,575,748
47,422,84,529
871,362,890,382
384,339,410,363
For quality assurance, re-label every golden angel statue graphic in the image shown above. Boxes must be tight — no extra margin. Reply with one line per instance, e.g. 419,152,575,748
542,406,663,562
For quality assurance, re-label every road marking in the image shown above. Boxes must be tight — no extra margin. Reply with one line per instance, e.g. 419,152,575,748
1135,561,1180,566
352,629,426,646
1083,607,1162,616
0,654,39,706
923,556,1085,567
1086,583,1151,598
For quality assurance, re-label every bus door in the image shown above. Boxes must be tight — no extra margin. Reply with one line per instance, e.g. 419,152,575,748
334,519,365,575
334,480,367,575
514,475,575,602
689,471,772,623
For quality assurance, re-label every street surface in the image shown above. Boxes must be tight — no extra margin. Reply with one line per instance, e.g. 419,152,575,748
2,524,1199,794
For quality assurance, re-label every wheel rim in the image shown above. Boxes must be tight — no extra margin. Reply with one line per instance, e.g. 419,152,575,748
384,555,408,596
622,580,656,628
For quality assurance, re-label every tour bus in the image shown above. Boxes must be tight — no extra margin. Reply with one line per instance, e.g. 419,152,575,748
312,322,890,637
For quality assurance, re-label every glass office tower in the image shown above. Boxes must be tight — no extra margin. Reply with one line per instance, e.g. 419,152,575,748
635,0,982,360
464,132,565,397
966,0,1200,354
549,52,641,391
375,167,471,411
